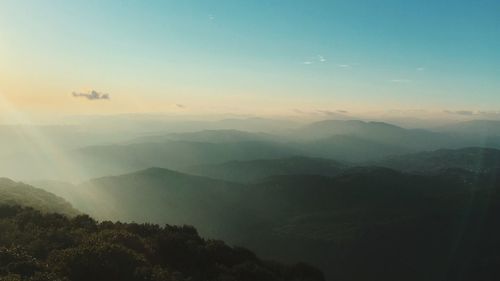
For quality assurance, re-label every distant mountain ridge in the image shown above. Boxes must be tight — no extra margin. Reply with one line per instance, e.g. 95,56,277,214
132,129,280,144
186,156,346,183
73,140,301,178
62,119,500,180
379,147,500,173
295,119,468,150
437,120,500,136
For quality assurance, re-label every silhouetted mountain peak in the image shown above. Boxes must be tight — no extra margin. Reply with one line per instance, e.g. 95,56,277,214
135,167,186,177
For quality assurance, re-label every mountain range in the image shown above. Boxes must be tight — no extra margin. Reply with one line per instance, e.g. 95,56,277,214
6,118,500,280
32,146,500,280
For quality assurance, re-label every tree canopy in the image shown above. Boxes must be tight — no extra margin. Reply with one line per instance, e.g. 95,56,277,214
0,205,324,281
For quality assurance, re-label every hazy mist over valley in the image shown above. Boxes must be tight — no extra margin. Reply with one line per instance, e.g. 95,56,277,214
1,1,500,281
4,116,500,280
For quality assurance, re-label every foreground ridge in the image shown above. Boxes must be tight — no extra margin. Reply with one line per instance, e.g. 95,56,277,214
0,205,324,281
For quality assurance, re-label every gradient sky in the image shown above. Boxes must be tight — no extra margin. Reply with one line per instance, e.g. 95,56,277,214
1,0,499,119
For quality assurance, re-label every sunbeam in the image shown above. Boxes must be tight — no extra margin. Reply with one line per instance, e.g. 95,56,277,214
0,91,83,181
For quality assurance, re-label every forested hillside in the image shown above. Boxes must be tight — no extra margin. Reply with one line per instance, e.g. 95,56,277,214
34,161,500,281
0,205,324,281
0,178,78,216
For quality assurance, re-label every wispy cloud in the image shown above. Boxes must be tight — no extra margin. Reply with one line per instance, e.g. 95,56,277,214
416,67,425,71
444,110,500,117
444,110,474,116
72,90,110,100
302,55,327,65
317,109,349,116
208,14,215,21
338,64,351,68
390,79,412,83
175,104,186,109
293,108,349,116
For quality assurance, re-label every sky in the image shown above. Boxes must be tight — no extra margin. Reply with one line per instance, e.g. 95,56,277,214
1,0,499,122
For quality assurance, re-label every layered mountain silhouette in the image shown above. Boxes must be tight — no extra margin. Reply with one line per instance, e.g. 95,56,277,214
66,120,500,180
379,147,500,173
438,120,500,136
186,156,346,183
72,140,301,178
7,119,500,281
34,152,500,280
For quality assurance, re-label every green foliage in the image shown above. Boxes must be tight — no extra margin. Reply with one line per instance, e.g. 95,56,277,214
0,205,324,281
41,164,500,280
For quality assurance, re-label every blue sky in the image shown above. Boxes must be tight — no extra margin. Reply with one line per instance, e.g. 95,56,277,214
0,0,499,117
